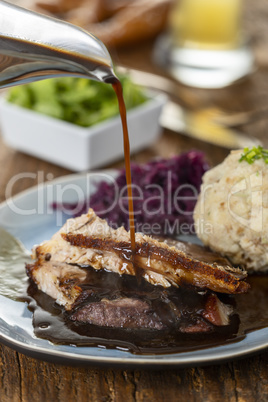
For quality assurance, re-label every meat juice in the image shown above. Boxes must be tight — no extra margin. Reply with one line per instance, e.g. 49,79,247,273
23,271,268,355
112,81,136,253
26,266,240,354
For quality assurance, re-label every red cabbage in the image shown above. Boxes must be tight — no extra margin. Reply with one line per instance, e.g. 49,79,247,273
53,151,209,236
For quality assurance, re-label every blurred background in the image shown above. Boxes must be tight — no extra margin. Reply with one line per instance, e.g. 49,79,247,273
2,0,268,173
8,0,267,67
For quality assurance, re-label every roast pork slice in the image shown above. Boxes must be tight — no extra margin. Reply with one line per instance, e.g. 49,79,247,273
34,208,249,294
26,261,87,310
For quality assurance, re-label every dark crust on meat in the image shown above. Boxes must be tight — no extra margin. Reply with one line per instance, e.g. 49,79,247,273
61,233,249,294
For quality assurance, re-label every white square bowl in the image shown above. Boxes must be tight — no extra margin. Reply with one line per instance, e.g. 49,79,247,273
0,93,166,171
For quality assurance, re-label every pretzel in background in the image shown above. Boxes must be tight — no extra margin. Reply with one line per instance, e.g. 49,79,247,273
26,0,173,48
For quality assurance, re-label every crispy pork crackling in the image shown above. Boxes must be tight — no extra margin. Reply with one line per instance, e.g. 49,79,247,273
32,208,249,294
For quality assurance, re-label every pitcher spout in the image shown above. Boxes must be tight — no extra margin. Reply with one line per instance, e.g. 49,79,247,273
0,0,116,88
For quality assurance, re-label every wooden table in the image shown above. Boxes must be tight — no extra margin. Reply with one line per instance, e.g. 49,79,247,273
1,0,268,400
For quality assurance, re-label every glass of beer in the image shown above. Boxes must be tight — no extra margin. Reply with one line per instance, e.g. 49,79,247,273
154,0,253,88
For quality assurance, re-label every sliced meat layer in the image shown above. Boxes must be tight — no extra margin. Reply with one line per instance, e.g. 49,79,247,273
34,208,249,294
202,294,233,326
26,261,86,310
69,298,165,330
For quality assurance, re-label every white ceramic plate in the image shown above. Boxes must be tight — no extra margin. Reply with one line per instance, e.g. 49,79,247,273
0,172,267,368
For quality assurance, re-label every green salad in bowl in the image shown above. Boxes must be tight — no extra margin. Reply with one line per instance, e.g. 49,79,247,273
0,72,165,171
7,73,148,127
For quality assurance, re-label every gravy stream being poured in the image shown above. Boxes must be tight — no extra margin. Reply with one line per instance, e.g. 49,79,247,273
112,80,136,254
0,1,137,257
0,31,137,260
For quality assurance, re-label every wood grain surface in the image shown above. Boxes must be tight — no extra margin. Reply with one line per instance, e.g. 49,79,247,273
1,0,268,401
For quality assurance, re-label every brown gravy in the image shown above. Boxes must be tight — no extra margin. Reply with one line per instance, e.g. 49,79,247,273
112,80,136,254
21,273,268,355
110,79,144,280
